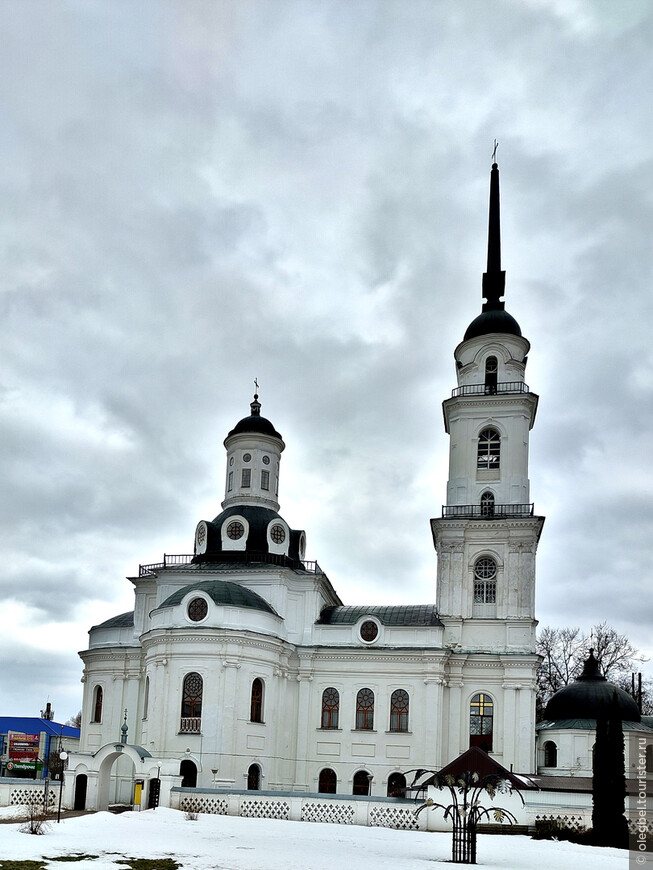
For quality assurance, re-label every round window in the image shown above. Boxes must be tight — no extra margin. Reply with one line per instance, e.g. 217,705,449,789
270,524,286,544
360,620,378,642
229,456,234,466
227,521,245,540
262,455,270,465
196,522,206,547
243,453,252,463
188,597,208,622
474,558,497,580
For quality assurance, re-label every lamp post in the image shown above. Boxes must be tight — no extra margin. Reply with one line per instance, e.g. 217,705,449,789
57,751,68,823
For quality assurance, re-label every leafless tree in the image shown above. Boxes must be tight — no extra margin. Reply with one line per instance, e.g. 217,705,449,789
536,622,649,718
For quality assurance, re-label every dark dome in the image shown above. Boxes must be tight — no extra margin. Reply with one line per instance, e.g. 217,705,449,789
543,651,640,722
464,307,522,342
194,504,305,566
159,579,277,614
227,413,282,440
226,396,282,441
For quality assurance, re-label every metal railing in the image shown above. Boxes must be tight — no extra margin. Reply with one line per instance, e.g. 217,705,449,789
179,717,201,734
139,553,324,577
442,503,534,519
451,381,529,398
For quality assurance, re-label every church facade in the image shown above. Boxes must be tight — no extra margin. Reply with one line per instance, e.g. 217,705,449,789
66,161,545,812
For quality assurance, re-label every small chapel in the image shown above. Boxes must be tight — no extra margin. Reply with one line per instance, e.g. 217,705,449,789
63,161,649,826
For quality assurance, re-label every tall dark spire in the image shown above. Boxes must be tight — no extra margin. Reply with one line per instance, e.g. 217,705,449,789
481,148,506,312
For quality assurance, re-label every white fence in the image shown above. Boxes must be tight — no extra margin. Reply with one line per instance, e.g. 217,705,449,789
171,787,424,830
0,777,61,809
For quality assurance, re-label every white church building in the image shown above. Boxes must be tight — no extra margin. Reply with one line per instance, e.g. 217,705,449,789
64,159,545,816
63,161,650,828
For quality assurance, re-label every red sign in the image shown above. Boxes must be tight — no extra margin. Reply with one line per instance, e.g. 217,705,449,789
8,732,41,763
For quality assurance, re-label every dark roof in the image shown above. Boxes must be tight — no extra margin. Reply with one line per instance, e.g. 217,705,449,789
91,611,135,631
225,396,282,441
463,307,522,341
195,504,304,566
542,650,640,723
440,747,537,789
415,746,537,791
316,604,442,627
159,579,277,615
537,718,651,732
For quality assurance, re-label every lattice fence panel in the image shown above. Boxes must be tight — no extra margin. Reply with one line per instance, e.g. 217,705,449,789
301,802,355,825
10,788,57,807
369,805,419,830
534,813,586,832
240,799,290,820
629,817,653,835
179,795,229,815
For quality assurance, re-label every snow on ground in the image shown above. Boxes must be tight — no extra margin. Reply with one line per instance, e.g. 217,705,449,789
0,806,627,869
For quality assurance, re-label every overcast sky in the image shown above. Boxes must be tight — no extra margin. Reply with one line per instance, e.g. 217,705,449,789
1,0,652,721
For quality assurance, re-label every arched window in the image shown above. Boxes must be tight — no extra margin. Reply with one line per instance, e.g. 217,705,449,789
247,763,261,790
352,769,371,796
543,741,557,767
387,772,406,798
646,744,653,775
318,768,337,794
484,356,498,394
143,676,150,720
92,686,103,723
181,672,203,731
473,557,497,606
469,692,494,752
389,689,409,732
480,491,495,517
250,678,264,723
321,687,340,729
355,688,374,731
477,428,500,469
179,759,197,787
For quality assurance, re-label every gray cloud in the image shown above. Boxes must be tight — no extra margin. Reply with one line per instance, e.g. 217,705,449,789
1,0,652,716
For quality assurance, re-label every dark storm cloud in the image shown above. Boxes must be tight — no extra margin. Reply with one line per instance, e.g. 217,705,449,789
1,0,652,716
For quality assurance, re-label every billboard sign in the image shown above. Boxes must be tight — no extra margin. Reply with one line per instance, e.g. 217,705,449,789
7,732,42,771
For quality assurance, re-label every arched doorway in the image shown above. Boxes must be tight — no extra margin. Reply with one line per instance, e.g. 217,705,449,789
180,759,197,788
247,763,261,790
73,774,88,811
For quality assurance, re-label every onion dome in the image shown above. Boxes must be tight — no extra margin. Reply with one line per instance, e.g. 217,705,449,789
543,649,640,722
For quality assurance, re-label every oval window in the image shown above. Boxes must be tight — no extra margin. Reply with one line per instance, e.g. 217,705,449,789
360,620,378,642
227,521,245,540
270,524,286,544
188,597,208,622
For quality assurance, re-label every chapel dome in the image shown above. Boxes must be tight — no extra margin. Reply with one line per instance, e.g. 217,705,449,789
225,394,282,441
463,307,522,342
543,650,640,722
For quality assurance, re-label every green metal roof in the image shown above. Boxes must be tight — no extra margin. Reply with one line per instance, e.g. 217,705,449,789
159,580,277,615
537,718,653,732
91,611,135,630
316,604,442,627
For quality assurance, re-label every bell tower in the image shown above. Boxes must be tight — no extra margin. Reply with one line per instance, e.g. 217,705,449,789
431,157,544,649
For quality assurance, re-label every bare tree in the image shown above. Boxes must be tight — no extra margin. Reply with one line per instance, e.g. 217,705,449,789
65,711,82,729
536,622,648,718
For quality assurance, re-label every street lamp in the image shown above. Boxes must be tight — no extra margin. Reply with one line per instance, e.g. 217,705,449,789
57,750,68,823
